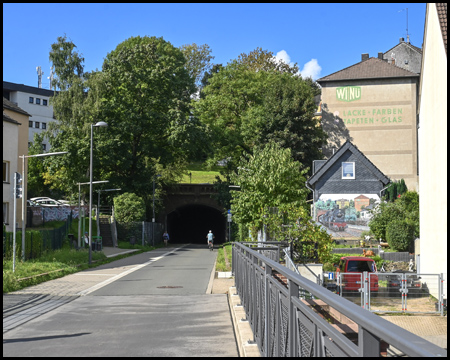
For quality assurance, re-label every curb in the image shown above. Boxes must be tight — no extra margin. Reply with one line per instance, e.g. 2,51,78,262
228,286,261,357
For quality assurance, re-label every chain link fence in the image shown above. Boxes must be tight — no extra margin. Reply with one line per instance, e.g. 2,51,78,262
116,221,164,246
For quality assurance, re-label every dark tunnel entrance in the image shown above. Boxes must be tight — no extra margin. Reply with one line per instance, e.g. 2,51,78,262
167,204,226,244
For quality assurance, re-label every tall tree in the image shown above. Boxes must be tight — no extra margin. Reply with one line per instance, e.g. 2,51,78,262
179,43,215,94
48,34,85,91
230,141,309,227
236,47,299,74
42,35,201,218
193,57,327,172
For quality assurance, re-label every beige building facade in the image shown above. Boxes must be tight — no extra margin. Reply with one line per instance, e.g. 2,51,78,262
3,97,30,232
317,57,420,191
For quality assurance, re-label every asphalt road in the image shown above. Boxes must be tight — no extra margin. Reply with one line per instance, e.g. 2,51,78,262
3,244,239,357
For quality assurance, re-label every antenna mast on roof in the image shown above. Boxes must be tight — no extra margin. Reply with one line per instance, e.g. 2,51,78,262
36,66,44,88
48,66,54,90
406,8,409,43
398,8,410,43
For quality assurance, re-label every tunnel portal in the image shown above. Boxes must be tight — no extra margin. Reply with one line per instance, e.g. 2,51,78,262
167,204,226,244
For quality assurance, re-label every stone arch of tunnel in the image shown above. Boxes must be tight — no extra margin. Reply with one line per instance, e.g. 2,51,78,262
166,204,226,245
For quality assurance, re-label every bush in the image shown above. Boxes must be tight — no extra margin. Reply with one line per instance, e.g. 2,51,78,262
386,220,415,252
114,193,145,223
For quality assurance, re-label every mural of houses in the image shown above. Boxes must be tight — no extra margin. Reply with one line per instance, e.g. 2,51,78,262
336,198,349,209
354,194,370,211
306,141,390,233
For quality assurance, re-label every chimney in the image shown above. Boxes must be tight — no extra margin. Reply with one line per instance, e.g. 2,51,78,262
361,53,369,62
399,37,404,43
378,52,383,60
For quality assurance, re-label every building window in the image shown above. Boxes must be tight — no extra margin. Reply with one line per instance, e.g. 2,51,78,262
36,98,41,105
42,144,46,151
342,162,355,179
3,202,9,225
42,122,46,129
35,122,40,128
29,97,34,104
29,121,33,127
3,161,10,183
42,99,48,106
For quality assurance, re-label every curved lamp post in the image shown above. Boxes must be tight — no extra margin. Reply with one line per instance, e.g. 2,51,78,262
89,121,108,264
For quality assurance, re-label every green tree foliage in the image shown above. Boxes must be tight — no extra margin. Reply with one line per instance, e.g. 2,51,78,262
369,191,419,250
113,193,145,223
193,49,327,173
236,47,299,74
386,220,415,252
49,34,85,91
41,35,203,217
179,43,215,92
385,178,408,202
230,142,309,228
261,205,334,264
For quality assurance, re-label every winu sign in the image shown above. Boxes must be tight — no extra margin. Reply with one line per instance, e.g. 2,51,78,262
336,86,361,102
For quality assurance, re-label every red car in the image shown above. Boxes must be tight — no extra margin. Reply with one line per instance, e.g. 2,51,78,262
336,256,379,294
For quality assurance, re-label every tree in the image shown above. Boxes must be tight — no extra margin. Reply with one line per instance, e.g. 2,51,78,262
193,54,327,173
48,34,85,91
42,35,202,218
114,193,145,223
99,36,197,202
236,47,299,74
229,141,309,228
369,191,419,244
179,43,215,93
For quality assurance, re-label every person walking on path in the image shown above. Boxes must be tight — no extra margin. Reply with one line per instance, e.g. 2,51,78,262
163,231,169,247
206,230,214,251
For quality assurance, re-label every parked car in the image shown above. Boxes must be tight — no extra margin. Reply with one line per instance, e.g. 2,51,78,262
387,270,422,297
335,256,379,295
30,197,69,207
27,199,38,206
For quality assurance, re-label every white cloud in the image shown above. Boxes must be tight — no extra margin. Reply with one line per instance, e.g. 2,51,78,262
300,59,322,80
274,50,292,66
274,51,322,80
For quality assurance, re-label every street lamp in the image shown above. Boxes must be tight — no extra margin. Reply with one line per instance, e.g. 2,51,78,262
152,174,161,245
89,121,108,264
20,151,68,261
77,180,109,248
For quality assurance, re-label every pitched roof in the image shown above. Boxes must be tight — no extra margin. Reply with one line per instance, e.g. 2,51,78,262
436,3,447,55
317,57,419,83
307,140,390,187
3,97,31,116
3,112,21,125
383,40,422,57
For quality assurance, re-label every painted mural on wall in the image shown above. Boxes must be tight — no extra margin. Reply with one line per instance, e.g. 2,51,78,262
315,194,380,236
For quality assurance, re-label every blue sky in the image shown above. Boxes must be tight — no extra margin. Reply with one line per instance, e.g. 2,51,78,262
3,3,426,89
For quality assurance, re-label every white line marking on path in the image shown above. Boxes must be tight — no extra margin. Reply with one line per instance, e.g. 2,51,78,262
76,245,188,296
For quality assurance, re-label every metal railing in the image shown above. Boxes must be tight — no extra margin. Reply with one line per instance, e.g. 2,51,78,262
232,241,446,357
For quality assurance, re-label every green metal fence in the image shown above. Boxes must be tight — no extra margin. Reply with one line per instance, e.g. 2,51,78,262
3,212,73,260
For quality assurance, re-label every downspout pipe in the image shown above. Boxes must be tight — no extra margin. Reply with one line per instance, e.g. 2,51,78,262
305,181,316,220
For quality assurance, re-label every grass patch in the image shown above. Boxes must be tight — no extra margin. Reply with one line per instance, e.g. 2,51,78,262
215,243,232,272
180,162,224,184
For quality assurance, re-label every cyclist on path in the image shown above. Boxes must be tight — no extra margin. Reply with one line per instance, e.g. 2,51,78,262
206,230,214,251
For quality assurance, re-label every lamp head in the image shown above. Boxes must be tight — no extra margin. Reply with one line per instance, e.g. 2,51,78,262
94,121,108,127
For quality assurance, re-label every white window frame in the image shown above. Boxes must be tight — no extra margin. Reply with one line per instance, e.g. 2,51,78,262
342,162,355,179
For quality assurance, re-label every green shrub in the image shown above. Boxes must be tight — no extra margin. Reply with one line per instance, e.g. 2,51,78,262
114,193,145,223
386,220,415,252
